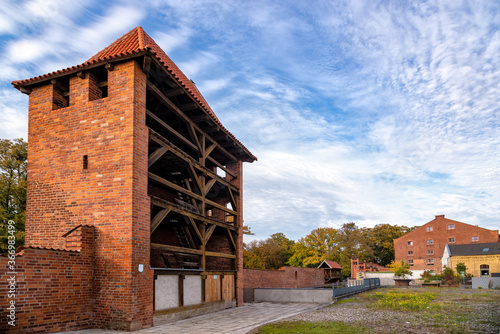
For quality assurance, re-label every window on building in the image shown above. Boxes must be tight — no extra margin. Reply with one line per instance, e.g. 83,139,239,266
426,226,433,232
483,248,489,252
407,241,413,246
427,259,434,265
427,249,434,255
427,239,433,245
408,259,414,266
447,224,455,230
480,264,490,277
472,236,479,242
448,237,455,243
407,251,413,256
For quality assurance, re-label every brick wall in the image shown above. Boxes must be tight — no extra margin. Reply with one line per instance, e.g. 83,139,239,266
242,267,325,303
24,59,153,330
394,215,500,273
0,225,94,334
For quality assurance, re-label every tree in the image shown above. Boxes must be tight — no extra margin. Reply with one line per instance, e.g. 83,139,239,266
287,227,338,268
456,263,467,277
365,224,414,266
0,138,27,254
389,259,412,278
243,233,295,269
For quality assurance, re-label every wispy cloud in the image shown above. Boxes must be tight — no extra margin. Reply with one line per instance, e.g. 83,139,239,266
0,0,498,239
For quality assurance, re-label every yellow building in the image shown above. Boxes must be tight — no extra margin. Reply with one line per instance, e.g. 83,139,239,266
443,242,500,277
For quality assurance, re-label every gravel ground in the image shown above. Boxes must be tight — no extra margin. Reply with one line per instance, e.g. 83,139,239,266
276,288,500,334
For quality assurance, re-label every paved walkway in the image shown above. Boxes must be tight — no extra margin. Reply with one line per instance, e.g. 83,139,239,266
56,302,326,334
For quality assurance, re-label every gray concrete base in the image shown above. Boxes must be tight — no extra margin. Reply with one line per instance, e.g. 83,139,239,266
254,288,333,303
154,300,235,326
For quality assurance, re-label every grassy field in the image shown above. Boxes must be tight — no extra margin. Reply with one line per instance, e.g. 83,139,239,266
255,287,500,334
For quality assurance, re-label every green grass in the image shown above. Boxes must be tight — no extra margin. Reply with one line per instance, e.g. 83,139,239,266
256,287,500,334
334,298,358,305
256,321,367,334
369,290,437,311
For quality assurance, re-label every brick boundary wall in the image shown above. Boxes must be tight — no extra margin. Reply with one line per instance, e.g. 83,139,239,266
242,267,324,303
0,225,94,334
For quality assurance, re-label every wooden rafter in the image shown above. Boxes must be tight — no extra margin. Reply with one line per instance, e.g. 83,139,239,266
151,208,171,234
148,146,169,168
226,228,236,250
151,196,237,231
149,172,237,216
146,81,239,163
150,130,237,187
151,243,236,259
147,109,199,152
205,225,217,244
204,179,217,196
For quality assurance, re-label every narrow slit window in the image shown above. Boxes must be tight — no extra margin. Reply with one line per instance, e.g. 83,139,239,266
83,155,88,169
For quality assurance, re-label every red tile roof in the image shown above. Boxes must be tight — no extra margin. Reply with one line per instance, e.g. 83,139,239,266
318,259,342,269
12,27,256,162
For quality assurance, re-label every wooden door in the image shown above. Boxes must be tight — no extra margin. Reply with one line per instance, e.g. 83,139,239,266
222,275,234,308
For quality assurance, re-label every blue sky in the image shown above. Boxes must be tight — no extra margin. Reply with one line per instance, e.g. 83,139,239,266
0,0,499,241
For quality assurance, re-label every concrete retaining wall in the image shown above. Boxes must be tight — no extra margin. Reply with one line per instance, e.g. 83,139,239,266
472,277,500,289
254,288,333,303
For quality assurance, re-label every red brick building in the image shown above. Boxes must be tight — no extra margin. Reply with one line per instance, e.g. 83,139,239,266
0,27,255,333
394,215,499,273
350,257,389,279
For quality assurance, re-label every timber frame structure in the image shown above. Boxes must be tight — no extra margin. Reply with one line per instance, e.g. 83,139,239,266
145,51,250,270
11,26,256,330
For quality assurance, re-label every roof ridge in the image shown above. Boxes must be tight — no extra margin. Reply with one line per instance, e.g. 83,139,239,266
137,26,145,49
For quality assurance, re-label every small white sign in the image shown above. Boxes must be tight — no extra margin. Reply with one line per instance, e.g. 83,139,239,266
213,275,218,280
138,264,144,273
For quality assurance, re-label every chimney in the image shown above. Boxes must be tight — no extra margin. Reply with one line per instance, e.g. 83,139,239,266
435,214,445,219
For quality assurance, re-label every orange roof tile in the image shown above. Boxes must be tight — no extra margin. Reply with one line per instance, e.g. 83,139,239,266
12,27,256,162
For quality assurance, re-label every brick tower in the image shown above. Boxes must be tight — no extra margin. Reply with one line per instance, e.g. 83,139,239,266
11,27,256,331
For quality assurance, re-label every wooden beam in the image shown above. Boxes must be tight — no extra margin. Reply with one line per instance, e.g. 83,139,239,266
150,196,237,231
163,87,184,97
146,81,239,162
186,217,203,243
149,172,237,216
151,208,171,234
151,243,236,259
205,224,216,243
149,130,238,190
228,188,237,211
187,124,202,154
143,55,152,76
149,129,238,180
191,115,210,123
187,164,202,193
149,172,203,201
105,63,114,71
226,228,236,250
204,179,217,196
204,142,217,159
147,109,200,152
179,102,198,112
148,146,169,168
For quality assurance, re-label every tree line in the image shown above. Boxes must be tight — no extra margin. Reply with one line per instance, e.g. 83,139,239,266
0,139,27,253
244,223,415,277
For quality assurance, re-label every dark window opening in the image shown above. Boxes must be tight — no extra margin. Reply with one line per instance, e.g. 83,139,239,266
90,66,109,100
83,155,88,169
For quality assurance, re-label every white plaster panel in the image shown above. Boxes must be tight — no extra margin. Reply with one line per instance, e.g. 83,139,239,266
183,275,202,306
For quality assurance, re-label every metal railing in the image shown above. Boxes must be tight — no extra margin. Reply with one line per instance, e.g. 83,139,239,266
332,278,380,298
